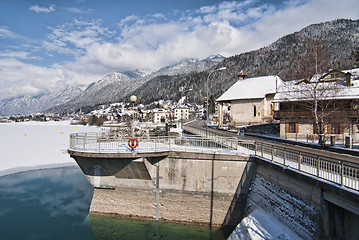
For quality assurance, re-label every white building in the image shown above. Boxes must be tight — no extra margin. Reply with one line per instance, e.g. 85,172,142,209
174,106,189,121
216,72,283,128
153,109,169,123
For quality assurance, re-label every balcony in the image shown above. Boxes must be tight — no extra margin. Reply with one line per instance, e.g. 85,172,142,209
274,110,359,120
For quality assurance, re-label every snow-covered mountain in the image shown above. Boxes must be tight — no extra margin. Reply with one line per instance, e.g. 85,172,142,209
157,54,224,76
122,68,153,79
48,72,141,113
46,55,224,114
0,85,84,116
0,54,224,115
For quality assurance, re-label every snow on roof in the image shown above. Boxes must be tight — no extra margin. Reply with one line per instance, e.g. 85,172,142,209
274,68,359,102
342,68,359,79
216,75,283,102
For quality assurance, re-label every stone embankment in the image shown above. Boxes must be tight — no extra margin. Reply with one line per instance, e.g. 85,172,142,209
90,186,233,225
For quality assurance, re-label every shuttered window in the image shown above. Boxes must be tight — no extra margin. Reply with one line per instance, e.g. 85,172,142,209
313,123,324,134
285,122,298,133
327,123,344,134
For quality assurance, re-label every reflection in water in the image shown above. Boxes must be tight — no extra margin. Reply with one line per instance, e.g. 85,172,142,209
90,214,225,240
0,166,94,240
0,166,226,240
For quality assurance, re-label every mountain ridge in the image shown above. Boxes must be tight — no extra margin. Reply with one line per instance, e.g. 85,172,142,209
1,19,358,115
121,19,359,106
46,55,225,114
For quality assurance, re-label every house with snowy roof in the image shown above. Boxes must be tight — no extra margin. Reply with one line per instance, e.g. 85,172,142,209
216,71,283,128
273,68,359,144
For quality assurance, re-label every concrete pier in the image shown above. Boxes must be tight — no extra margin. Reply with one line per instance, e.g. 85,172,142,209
69,149,250,225
68,133,359,238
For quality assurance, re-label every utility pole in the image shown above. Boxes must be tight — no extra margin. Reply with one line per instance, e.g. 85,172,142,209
153,163,162,222
206,67,226,137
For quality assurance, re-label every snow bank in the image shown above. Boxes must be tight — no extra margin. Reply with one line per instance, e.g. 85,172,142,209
0,121,104,176
228,208,301,240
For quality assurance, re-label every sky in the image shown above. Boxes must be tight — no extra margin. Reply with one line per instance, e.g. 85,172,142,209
0,0,358,101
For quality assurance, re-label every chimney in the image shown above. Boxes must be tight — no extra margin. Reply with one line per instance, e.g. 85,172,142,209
237,70,247,80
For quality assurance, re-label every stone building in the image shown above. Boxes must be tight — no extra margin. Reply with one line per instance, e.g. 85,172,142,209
273,68,359,144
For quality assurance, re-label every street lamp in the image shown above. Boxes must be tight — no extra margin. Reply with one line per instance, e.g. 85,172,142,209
130,95,137,118
130,95,137,105
130,95,137,137
206,67,226,136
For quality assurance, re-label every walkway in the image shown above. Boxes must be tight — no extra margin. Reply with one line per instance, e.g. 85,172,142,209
69,132,252,156
69,131,359,191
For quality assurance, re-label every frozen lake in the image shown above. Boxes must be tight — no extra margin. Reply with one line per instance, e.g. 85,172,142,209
0,121,104,175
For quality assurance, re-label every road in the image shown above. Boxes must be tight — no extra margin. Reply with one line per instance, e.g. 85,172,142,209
187,120,359,164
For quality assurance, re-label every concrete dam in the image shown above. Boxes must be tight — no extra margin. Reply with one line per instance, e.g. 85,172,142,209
68,132,359,239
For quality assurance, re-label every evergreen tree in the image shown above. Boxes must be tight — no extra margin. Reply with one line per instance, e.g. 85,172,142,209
355,47,359,66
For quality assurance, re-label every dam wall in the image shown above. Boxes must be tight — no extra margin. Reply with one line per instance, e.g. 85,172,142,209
225,157,359,239
72,153,250,225
70,151,359,239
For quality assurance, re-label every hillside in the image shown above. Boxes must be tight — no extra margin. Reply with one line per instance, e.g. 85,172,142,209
47,55,224,114
124,19,359,106
1,19,357,115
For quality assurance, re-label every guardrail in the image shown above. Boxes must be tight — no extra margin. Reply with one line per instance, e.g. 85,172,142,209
69,132,254,156
184,125,359,191
253,141,359,190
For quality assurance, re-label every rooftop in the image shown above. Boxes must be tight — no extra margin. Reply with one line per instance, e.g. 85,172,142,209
274,68,359,103
216,75,283,102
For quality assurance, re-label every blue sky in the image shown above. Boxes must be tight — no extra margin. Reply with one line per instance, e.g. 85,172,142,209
0,0,358,101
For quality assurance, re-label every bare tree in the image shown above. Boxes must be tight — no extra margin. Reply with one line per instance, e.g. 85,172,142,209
279,40,352,145
292,39,330,80
297,74,348,145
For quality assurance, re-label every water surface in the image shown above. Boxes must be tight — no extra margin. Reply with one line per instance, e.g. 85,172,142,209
91,214,225,240
0,166,226,240
0,166,94,240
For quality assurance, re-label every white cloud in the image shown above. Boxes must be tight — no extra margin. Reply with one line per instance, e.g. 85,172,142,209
0,57,62,100
44,19,113,56
65,7,93,14
29,5,56,14
248,0,359,47
2,0,359,101
0,26,17,39
0,51,40,60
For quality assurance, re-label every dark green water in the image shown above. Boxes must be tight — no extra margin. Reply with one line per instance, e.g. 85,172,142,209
0,166,226,240
91,214,225,240
0,166,94,240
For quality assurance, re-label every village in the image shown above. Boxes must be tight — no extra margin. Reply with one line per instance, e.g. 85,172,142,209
2,67,359,148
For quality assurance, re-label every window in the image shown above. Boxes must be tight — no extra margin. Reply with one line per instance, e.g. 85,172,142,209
285,122,298,133
313,123,324,134
327,123,344,134
253,105,257,117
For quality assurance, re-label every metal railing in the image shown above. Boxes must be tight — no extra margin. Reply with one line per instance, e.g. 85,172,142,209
252,141,359,191
183,126,359,191
69,132,253,156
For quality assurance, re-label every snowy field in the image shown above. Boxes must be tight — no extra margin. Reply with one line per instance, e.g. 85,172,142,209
0,121,104,176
